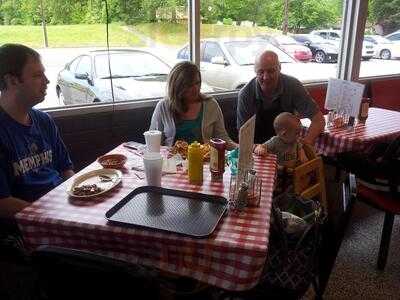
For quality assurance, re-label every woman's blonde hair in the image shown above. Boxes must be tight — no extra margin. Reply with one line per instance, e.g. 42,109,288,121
167,61,204,119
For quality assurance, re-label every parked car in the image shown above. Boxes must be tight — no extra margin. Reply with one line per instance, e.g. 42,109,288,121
292,34,339,63
310,29,375,60
260,34,312,62
56,49,213,105
385,30,400,45
364,35,400,59
177,38,334,91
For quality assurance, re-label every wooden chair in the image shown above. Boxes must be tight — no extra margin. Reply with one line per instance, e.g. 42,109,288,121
302,143,318,160
293,156,327,212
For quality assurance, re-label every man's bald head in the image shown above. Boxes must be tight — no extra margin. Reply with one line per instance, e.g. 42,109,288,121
254,50,281,94
255,51,279,72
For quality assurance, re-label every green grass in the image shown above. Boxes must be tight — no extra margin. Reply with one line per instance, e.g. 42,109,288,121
134,23,280,46
0,24,143,48
0,23,280,48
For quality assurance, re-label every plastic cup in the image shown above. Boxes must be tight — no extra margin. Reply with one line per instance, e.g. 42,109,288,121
143,152,163,186
143,130,162,153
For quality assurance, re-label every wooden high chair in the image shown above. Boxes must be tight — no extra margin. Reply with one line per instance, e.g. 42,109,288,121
293,156,327,212
293,144,327,212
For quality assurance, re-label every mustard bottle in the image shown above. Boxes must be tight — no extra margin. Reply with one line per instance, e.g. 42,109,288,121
188,141,203,184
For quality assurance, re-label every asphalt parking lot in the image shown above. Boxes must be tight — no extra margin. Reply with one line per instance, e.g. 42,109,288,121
35,46,400,109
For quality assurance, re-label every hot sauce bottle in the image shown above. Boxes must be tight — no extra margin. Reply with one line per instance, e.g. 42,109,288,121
210,138,226,181
358,97,370,124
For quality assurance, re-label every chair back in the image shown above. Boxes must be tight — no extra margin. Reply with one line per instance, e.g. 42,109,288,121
31,245,157,300
293,156,327,211
302,143,317,160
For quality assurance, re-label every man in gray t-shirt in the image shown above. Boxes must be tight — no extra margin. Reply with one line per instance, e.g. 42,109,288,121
237,51,325,145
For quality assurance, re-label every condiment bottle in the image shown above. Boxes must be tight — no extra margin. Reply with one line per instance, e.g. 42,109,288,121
210,138,226,181
188,141,203,184
358,97,370,124
236,182,248,211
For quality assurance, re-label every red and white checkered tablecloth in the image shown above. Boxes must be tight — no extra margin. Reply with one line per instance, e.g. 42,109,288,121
301,108,400,156
16,145,277,291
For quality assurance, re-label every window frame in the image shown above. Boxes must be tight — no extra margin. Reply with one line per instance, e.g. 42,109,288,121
39,0,397,117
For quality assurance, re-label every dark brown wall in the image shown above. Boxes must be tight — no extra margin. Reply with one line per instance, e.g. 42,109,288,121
54,107,154,171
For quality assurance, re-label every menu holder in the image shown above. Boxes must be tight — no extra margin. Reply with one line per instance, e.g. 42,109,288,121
325,78,365,127
228,170,262,211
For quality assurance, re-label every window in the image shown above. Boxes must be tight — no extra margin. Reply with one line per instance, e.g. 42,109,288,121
330,32,340,39
319,32,328,38
358,4,400,78
386,33,400,42
75,56,92,76
68,57,81,73
202,42,225,63
177,46,189,60
1,1,399,110
0,2,191,109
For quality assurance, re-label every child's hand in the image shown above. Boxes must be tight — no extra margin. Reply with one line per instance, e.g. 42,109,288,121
254,144,267,156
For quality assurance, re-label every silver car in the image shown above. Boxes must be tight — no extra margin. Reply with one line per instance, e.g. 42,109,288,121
310,29,375,60
56,49,213,105
364,35,400,59
177,38,335,91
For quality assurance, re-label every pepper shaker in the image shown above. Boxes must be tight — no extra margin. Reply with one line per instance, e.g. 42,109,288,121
237,182,248,211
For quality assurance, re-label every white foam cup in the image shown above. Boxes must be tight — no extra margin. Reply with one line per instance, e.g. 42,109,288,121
143,130,162,153
143,152,163,186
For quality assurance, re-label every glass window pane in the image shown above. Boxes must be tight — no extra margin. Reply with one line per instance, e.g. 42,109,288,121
1,3,190,108
199,0,343,91
75,56,91,75
359,4,400,78
203,42,225,62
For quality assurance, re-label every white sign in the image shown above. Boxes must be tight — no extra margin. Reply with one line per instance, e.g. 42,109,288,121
238,115,255,179
325,78,365,117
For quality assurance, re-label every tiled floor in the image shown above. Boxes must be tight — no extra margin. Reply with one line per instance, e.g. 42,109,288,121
323,201,400,299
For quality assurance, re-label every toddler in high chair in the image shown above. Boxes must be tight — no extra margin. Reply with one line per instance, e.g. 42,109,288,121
254,112,311,193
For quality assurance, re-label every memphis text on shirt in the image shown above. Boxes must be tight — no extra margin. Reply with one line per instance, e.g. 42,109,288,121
13,150,53,177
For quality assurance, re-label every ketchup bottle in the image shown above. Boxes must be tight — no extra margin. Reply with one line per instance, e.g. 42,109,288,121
210,138,226,181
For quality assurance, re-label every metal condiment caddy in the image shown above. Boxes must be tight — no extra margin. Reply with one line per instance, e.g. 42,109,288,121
228,169,262,211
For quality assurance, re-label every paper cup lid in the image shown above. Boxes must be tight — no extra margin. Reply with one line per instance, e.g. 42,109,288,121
143,130,161,136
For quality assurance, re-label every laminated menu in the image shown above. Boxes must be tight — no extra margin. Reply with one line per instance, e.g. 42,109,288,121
238,115,255,181
325,78,365,117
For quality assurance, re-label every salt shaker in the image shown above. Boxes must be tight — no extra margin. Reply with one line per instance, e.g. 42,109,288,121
247,170,256,192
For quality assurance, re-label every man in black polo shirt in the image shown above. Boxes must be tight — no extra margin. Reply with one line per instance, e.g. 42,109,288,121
237,50,325,145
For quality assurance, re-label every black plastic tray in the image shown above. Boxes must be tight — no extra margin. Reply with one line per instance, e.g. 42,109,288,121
105,186,227,237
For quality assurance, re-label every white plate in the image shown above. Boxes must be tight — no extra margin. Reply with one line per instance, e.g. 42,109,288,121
67,169,122,198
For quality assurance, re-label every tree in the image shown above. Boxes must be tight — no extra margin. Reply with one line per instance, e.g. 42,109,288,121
262,0,340,32
288,0,338,32
200,0,221,24
1,0,23,24
370,0,400,34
